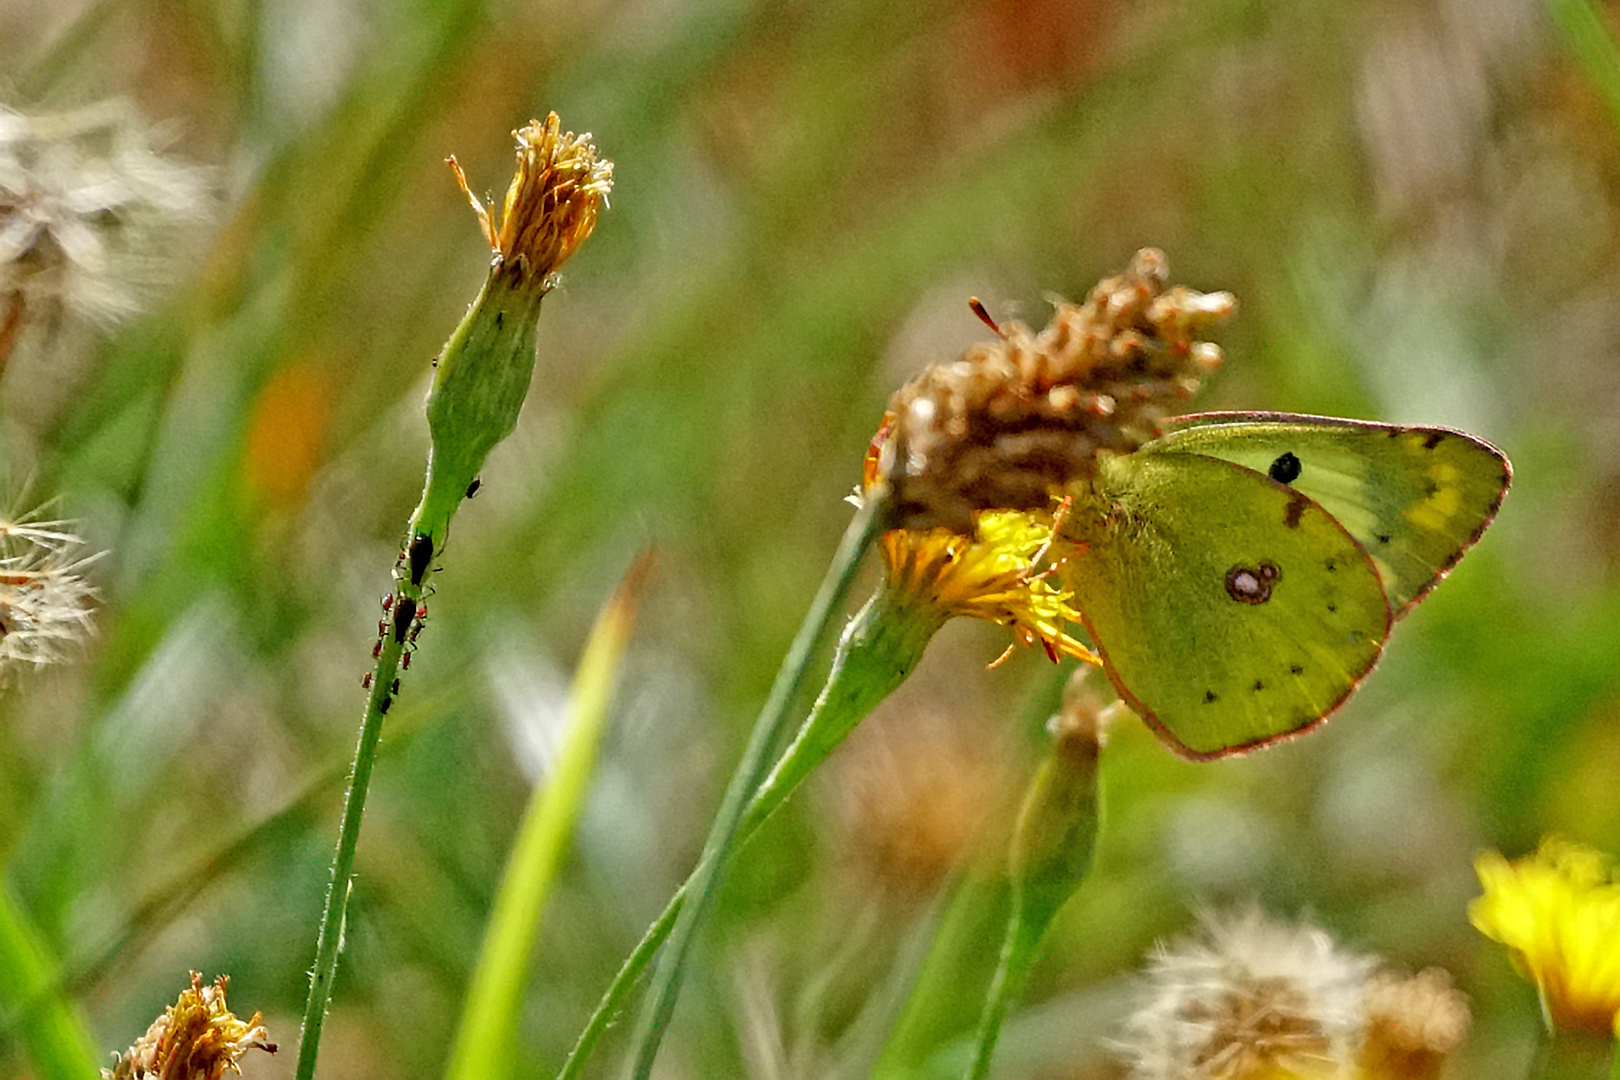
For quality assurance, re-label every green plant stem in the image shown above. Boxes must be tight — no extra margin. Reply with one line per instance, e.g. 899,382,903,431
1531,1026,1615,1080
0,883,101,1080
294,504,437,1080
870,877,1007,1080
1611,1036,1620,1080
623,493,892,1080
557,576,940,1080
964,908,1044,1080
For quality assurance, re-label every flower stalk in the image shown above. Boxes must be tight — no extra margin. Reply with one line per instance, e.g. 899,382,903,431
292,114,609,1080
964,674,1108,1080
623,488,895,1079
557,570,944,1079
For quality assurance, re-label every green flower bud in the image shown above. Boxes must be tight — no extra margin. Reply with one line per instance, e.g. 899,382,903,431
416,114,612,547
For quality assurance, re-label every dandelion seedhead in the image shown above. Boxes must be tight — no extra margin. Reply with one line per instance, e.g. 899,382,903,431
881,249,1231,532
1119,910,1375,1080
0,508,99,671
0,100,208,364
105,972,275,1080
1471,836,1620,1035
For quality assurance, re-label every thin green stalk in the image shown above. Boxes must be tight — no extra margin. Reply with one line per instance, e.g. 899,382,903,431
293,115,609,1080
1530,1025,1614,1080
444,557,646,1080
1611,1036,1620,1080
558,574,940,1080
293,537,424,1080
870,878,1007,1080
624,492,891,1080
0,883,101,1080
964,910,1043,1080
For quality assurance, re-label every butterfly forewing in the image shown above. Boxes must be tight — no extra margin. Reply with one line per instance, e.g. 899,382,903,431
1153,413,1511,614
1064,452,1392,758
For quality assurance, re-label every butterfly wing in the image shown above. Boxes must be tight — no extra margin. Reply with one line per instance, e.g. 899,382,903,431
1153,413,1512,615
1065,451,1392,759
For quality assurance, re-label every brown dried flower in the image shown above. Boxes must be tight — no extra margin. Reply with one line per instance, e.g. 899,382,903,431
882,249,1231,532
1357,967,1470,1080
104,972,275,1080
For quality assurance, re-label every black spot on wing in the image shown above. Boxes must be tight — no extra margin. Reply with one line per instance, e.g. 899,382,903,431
1204,690,1219,703
1252,679,1266,692
1268,452,1302,483
1289,663,1304,675
1423,431,1444,449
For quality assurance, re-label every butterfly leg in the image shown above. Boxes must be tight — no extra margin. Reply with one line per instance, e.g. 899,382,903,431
1021,495,1074,583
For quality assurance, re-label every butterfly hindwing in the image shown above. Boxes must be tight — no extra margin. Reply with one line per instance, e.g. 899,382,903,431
1151,413,1512,615
1064,451,1392,758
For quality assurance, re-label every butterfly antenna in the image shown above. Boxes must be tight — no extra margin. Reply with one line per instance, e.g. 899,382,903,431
968,296,1002,336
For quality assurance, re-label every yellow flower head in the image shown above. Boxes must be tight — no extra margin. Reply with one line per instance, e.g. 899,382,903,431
450,112,613,287
862,417,1096,665
1470,837,1620,1035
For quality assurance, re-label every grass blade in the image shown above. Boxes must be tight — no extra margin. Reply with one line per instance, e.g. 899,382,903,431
444,552,651,1080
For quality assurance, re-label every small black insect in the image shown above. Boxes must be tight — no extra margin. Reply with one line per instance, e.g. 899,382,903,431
362,673,373,689
379,695,393,714
393,597,418,643
1268,452,1302,484
408,534,434,586
466,478,481,499
390,678,401,694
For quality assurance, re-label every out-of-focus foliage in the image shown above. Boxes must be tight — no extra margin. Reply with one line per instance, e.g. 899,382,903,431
0,0,1615,1076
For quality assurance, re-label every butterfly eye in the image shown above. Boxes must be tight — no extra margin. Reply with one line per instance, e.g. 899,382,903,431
1225,561,1281,604
1268,452,1302,484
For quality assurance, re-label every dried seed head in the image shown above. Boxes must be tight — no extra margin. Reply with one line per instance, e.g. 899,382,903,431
0,101,209,347
883,249,1232,532
451,112,614,290
1357,967,1470,1080
104,972,275,1080
0,509,99,672
1119,909,1374,1080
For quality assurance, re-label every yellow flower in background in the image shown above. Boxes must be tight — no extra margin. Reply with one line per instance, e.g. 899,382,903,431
1470,837,1620,1035
862,418,1097,665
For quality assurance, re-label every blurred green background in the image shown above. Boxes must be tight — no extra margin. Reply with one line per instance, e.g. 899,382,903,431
1,0,1617,1075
